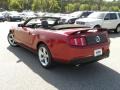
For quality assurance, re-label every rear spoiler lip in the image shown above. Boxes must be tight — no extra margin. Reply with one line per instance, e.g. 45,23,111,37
65,28,108,35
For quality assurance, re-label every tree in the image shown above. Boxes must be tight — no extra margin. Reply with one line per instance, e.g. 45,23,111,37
32,0,48,11
23,0,33,10
74,3,80,11
96,0,103,10
101,6,108,11
32,0,41,11
0,0,120,12
65,4,76,12
91,5,98,11
8,0,33,11
109,6,119,11
79,4,90,10
8,0,21,11
48,0,60,12
0,0,9,10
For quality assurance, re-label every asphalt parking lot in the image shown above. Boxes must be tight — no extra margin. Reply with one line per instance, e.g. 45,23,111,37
0,21,120,90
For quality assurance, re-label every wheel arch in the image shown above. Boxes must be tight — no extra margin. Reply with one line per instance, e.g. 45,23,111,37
36,41,51,52
36,41,54,57
9,29,14,33
115,23,120,33
116,23,120,28
94,25,101,28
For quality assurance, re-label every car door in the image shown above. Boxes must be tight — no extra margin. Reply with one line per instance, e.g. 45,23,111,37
102,13,118,29
14,18,40,47
22,27,36,47
14,26,36,47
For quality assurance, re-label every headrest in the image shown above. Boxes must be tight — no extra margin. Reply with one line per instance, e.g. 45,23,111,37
41,20,48,29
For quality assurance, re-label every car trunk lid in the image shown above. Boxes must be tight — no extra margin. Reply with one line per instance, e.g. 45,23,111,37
63,28,109,46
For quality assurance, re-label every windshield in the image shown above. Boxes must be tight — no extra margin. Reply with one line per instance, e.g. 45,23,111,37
25,17,59,27
70,11,82,17
87,12,105,19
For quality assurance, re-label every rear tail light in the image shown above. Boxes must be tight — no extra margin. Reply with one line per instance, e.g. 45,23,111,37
69,37,86,46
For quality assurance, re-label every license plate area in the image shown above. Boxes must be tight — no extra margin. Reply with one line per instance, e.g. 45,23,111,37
94,49,102,57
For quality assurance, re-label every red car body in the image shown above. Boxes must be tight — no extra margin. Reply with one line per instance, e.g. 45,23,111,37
8,17,110,68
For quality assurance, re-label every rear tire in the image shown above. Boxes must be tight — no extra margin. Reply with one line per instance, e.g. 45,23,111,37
38,44,53,69
115,25,120,33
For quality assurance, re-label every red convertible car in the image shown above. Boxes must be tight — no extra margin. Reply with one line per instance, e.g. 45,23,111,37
8,17,110,68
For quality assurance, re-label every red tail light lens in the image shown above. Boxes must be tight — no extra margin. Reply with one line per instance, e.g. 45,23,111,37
69,37,86,46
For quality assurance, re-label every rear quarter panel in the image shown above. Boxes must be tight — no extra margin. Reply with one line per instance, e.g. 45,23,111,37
32,30,68,57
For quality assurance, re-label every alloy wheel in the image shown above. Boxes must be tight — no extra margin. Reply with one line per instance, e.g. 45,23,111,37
38,45,51,67
8,33,18,47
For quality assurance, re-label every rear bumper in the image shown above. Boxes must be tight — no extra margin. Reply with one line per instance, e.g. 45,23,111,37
70,50,109,64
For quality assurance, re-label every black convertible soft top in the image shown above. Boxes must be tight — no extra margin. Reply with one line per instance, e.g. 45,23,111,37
21,17,90,30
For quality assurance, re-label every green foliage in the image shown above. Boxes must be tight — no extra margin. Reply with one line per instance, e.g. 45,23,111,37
109,6,120,11
101,6,108,11
91,5,98,11
8,0,20,11
0,0,9,10
32,0,41,11
79,4,90,10
32,0,60,12
65,4,76,12
0,0,120,12
48,0,60,12
74,3,80,11
8,0,33,11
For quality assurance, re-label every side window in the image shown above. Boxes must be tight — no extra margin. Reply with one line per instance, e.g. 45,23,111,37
25,18,41,28
110,13,117,20
118,13,120,18
104,13,110,20
26,18,41,25
80,12,87,18
80,12,92,18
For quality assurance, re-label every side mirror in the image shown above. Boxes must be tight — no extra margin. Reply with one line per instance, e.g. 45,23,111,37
104,17,109,20
18,23,24,27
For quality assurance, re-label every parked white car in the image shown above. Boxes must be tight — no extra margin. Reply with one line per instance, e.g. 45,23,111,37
0,12,5,21
61,11,93,24
75,12,120,33
20,11,37,20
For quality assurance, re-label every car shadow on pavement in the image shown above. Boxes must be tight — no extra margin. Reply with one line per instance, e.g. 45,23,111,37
108,32,120,38
7,46,120,90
